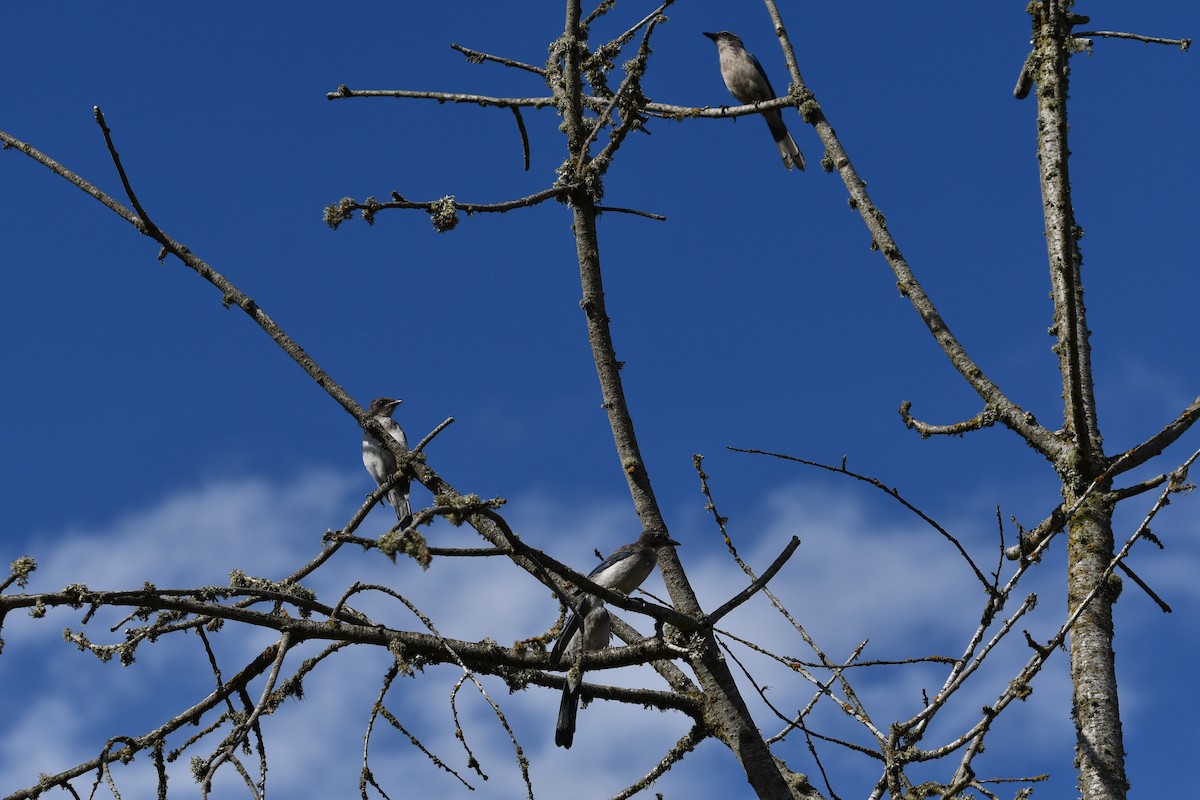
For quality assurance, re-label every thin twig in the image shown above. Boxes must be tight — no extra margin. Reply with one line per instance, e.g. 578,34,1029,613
2,642,284,800
450,43,546,75
1006,449,1135,561
925,447,1199,776
730,447,993,594
364,664,475,792
594,204,667,221
1109,394,1200,476
599,1,671,55
511,107,531,170
1116,561,1171,613
705,537,801,625
413,416,455,453
93,107,156,232
899,401,996,438
353,582,535,799
573,2,670,173
327,86,558,108
696,456,883,743
1073,30,1191,49
607,724,706,800
201,632,292,793
1109,472,1168,501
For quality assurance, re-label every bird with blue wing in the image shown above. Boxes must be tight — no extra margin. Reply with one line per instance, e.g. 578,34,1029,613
554,603,612,748
549,530,680,748
704,30,805,171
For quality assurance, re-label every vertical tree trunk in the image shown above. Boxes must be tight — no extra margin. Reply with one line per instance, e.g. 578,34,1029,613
1066,493,1127,798
1032,2,1128,797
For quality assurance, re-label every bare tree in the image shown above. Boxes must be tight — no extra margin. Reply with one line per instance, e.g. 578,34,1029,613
1,2,1193,799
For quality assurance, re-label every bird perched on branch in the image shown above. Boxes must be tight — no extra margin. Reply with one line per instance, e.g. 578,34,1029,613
361,397,412,527
550,529,680,748
554,603,611,749
703,30,805,171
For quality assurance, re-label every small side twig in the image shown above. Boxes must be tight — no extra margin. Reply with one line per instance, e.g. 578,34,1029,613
363,663,474,794
705,537,801,626
1073,30,1191,49
695,455,881,741
350,581,535,798
1109,394,1200,477
1013,51,1036,99
1109,473,1168,501
1116,561,1171,614
730,447,993,594
608,724,706,800
93,107,156,233
327,86,557,109
1006,450,1135,561
511,107,531,170
572,3,668,175
201,632,293,795
594,204,667,221
414,416,455,453
899,400,997,439
450,43,547,76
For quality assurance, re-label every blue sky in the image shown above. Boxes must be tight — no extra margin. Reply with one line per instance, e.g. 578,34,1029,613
2,2,1198,798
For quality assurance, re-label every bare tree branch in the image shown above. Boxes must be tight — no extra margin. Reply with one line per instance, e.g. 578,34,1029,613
704,537,801,626
899,401,997,438
608,724,706,800
730,447,994,594
450,43,547,76
2,643,284,800
755,0,1066,465
1073,30,1191,48
1109,394,1200,476
201,632,293,796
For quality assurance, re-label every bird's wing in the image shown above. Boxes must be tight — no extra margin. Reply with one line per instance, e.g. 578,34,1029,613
587,544,636,581
747,51,779,99
380,418,409,449
549,604,584,668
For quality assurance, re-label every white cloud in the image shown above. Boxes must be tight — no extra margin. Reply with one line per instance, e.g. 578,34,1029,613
2,471,1193,798
25,469,358,590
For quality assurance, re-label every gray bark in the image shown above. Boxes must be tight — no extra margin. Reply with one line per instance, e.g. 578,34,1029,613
1032,2,1129,797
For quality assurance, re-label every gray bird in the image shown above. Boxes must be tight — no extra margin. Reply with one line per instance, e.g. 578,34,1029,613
549,530,680,668
361,397,412,527
549,529,680,747
703,31,805,171
554,603,611,749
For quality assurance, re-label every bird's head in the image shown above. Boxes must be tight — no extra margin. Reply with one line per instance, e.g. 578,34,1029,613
366,397,403,417
640,530,681,548
703,31,744,49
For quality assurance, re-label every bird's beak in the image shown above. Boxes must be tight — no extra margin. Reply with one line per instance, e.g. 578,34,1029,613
387,399,403,411
666,536,681,547
703,31,718,41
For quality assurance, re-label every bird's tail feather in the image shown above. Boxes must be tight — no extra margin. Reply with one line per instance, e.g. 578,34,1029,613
776,133,805,171
389,489,412,524
555,679,580,749
764,111,805,171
